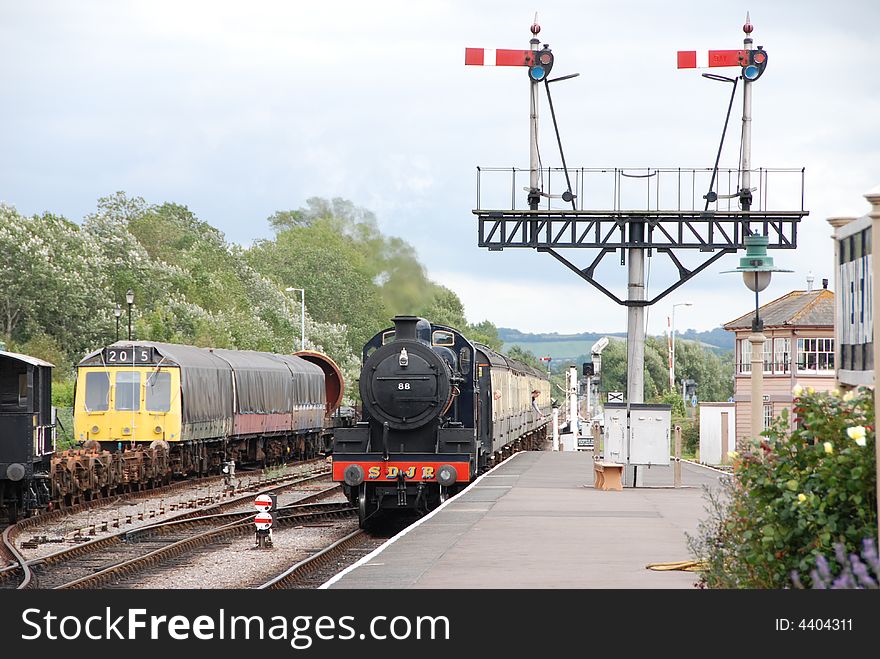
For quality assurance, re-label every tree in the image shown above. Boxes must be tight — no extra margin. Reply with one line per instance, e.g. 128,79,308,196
0,205,112,358
247,218,390,351
466,320,503,351
420,285,468,330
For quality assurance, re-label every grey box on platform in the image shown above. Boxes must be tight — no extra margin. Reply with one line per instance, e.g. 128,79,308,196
602,405,627,462
603,403,672,466
629,405,671,466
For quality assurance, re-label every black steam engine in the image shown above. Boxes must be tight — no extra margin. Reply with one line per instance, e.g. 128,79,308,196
332,316,550,527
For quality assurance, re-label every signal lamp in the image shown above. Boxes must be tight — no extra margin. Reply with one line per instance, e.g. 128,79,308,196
528,46,554,82
742,47,767,81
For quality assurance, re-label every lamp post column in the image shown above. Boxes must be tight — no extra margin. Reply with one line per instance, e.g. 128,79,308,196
749,330,765,444
300,289,305,352
126,289,134,341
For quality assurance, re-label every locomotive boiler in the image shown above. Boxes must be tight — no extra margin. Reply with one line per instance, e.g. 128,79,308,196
332,316,550,527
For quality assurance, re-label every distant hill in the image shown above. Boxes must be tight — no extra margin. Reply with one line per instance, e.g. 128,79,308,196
498,326,733,361
678,327,735,352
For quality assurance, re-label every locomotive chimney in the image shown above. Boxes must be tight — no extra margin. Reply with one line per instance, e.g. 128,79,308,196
392,316,421,341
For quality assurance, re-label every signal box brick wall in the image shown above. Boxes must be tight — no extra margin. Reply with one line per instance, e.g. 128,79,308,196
724,290,835,450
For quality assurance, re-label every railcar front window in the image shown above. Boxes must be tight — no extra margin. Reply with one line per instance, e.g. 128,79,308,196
146,371,171,412
115,371,141,411
85,372,110,411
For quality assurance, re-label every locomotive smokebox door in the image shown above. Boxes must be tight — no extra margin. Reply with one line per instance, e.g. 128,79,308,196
360,339,452,431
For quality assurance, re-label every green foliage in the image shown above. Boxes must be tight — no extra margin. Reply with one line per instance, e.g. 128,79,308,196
658,389,686,417
13,334,71,381
420,285,468,331
689,387,877,588
52,380,75,408
572,336,733,404
1,194,482,407
467,320,503,352
680,420,700,457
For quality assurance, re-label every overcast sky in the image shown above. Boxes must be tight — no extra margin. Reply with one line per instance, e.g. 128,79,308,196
2,1,878,336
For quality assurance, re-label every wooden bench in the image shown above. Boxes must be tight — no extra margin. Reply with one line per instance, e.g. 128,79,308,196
593,461,624,491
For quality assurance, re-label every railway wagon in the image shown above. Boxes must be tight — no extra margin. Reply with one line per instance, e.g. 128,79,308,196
332,316,550,527
69,342,337,499
0,351,54,522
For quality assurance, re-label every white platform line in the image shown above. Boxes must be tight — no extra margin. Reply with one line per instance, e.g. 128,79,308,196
679,457,732,475
319,451,525,589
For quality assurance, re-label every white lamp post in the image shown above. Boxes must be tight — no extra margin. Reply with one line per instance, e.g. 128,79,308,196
671,302,693,392
723,235,791,443
285,287,305,352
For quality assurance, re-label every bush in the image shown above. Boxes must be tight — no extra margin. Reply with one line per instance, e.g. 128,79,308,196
688,387,877,588
52,379,75,408
792,538,879,589
680,420,699,457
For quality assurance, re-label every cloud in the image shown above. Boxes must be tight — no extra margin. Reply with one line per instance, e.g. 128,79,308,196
2,1,877,335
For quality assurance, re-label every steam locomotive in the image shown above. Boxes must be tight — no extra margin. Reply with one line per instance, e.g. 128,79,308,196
332,316,550,527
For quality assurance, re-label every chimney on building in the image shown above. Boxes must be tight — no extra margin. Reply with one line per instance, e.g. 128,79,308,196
822,278,829,289
806,271,814,291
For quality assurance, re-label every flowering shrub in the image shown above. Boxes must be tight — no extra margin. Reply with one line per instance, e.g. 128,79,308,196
791,538,879,589
688,387,877,588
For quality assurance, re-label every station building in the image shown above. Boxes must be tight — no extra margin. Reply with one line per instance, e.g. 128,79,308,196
828,187,879,389
723,285,835,448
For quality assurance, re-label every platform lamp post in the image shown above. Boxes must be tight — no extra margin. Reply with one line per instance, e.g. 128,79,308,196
114,304,122,342
723,234,791,445
125,289,134,341
285,287,305,352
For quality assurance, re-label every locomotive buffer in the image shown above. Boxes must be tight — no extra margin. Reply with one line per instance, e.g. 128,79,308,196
467,17,806,412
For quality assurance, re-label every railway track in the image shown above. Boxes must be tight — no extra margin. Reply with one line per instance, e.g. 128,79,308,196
0,467,341,590
54,500,355,590
256,512,419,589
2,457,328,546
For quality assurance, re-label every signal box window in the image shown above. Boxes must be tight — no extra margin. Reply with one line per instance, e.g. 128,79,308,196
146,372,171,412
85,372,110,411
115,371,141,411
432,330,455,347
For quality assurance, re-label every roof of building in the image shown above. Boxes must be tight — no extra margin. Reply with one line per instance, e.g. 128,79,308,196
723,288,834,331
0,350,55,368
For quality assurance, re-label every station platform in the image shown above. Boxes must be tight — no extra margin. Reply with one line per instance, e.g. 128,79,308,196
323,450,726,589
